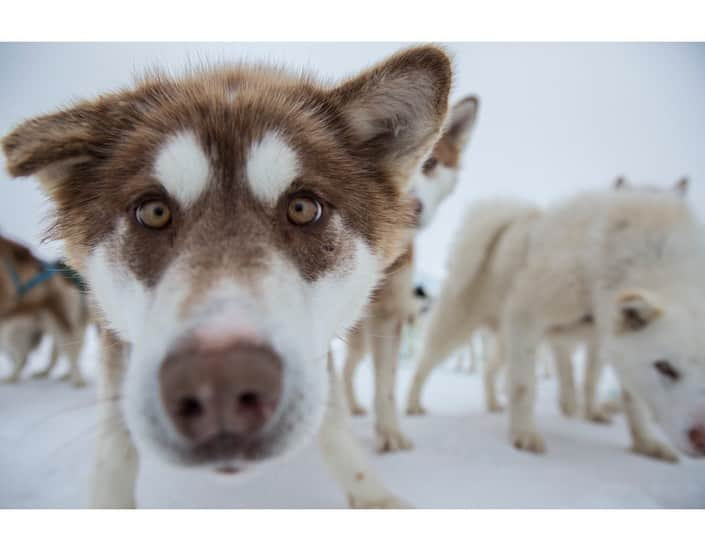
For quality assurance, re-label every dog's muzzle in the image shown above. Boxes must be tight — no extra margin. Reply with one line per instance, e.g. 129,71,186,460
159,335,283,464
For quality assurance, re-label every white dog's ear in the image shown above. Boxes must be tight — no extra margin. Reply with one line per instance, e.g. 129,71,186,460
674,176,689,196
332,45,452,188
613,175,627,189
615,290,663,333
443,95,479,148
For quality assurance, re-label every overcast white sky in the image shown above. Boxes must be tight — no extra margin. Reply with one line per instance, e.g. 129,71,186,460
1,43,703,278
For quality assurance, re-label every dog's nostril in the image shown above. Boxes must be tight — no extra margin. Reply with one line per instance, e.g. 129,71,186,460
237,391,261,410
177,396,204,419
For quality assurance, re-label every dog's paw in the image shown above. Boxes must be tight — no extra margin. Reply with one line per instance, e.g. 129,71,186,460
348,494,411,509
405,401,427,416
585,406,612,424
631,440,679,463
487,401,504,413
560,398,578,418
376,426,413,453
349,404,367,416
32,370,51,379
62,373,86,388
511,429,546,454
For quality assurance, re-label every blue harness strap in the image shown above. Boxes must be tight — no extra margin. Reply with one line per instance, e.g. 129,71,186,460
3,258,58,298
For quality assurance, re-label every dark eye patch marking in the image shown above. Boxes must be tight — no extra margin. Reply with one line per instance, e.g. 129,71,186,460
653,360,680,381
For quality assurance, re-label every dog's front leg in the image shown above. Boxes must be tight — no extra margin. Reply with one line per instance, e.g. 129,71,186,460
318,354,408,508
583,336,611,423
552,341,578,418
32,341,59,379
2,342,31,383
504,291,545,454
621,387,678,463
341,324,368,416
483,334,504,413
90,328,139,508
369,315,412,452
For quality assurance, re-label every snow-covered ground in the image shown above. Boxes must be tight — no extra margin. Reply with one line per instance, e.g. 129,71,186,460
1,331,703,509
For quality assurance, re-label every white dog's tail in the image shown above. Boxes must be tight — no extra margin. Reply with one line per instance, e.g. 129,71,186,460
445,199,540,292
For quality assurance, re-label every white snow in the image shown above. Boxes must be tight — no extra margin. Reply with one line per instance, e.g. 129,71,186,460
1,332,703,508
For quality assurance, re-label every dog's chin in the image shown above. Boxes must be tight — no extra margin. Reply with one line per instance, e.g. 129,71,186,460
129,394,328,478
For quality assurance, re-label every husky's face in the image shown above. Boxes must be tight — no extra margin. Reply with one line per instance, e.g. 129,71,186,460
3,48,451,473
408,95,478,229
611,290,705,457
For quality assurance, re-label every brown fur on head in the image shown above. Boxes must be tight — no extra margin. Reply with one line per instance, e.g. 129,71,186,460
409,94,479,229
3,46,451,276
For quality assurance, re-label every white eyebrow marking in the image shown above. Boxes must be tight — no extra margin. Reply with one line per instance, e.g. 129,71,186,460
246,131,300,204
153,131,210,207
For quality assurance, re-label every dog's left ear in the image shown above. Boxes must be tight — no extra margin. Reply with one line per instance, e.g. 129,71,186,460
615,290,663,334
674,176,689,196
332,45,452,189
443,95,479,148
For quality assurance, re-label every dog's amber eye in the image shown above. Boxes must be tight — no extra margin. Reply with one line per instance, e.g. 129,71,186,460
422,156,438,173
653,360,680,381
137,200,171,229
287,196,322,226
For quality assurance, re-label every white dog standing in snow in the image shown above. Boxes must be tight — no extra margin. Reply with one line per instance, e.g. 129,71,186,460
505,186,705,461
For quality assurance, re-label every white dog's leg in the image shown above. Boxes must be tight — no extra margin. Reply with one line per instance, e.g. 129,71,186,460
406,290,476,415
318,356,408,508
504,291,545,454
90,329,139,508
369,315,411,452
583,337,611,423
483,334,504,412
621,387,679,463
341,325,368,416
552,341,577,418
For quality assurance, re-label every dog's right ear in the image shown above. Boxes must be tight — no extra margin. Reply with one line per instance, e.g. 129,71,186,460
331,45,452,190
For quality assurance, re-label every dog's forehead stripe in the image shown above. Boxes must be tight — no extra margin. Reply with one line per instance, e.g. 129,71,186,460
246,132,300,204
153,131,210,207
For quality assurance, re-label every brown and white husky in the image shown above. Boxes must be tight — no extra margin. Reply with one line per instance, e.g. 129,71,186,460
2,46,452,507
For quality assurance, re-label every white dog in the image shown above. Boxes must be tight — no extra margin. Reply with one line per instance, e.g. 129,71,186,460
504,187,705,461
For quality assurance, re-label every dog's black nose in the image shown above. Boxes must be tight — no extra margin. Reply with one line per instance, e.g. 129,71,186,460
159,339,282,445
